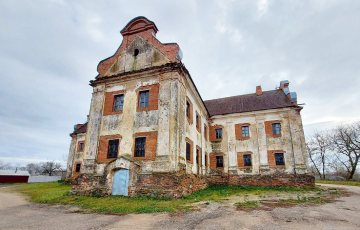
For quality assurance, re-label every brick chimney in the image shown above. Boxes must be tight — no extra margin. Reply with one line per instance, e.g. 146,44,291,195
256,86,263,95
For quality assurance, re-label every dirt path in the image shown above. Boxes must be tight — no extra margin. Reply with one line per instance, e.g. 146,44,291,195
0,184,359,230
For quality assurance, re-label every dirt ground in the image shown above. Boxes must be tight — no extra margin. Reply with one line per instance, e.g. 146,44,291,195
0,184,359,230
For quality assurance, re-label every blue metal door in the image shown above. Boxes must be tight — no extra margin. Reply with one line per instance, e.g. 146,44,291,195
112,169,129,196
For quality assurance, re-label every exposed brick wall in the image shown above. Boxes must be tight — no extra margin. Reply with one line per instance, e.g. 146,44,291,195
268,150,286,168
186,96,193,125
209,125,223,141
210,153,224,169
185,137,193,164
204,123,208,141
195,111,201,133
264,120,282,138
130,172,207,198
136,84,159,112
72,161,82,178
103,90,126,116
237,151,253,169
235,123,251,140
77,141,85,152
208,172,314,188
97,135,122,163
133,132,157,160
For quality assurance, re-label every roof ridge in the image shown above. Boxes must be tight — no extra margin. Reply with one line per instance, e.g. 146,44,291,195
204,89,282,103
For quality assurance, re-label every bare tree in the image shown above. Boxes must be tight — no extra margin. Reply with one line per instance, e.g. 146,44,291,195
40,161,62,176
307,131,331,179
0,161,15,170
329,122,360,180
26,163,42,175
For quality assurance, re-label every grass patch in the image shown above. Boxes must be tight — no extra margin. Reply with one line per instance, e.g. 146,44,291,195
235,200,258,209
13,182,320,214
316,180,360,187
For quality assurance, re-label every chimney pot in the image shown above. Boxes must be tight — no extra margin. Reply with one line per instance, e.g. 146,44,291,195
256,86,263,95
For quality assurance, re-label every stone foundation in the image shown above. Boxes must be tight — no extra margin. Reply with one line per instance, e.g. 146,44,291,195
70,172,315,198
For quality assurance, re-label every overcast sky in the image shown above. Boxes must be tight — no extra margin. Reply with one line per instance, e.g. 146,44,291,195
1,0,359,166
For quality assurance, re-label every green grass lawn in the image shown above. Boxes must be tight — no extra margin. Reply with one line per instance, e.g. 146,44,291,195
316,179,360,187
14,182,318,214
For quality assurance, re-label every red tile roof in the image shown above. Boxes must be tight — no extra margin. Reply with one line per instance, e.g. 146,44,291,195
204,90,297,116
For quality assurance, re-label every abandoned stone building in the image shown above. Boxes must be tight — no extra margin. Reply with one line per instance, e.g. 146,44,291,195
66,16,313,197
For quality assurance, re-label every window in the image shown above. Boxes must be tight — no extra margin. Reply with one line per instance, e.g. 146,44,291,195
134,49,139,57
243,154,252,167
107,139,119,158
186,101,191,118
113,94,124,111
75,163,81,172
205,154,207,167
242,126,249,137
139,90,149,108
196,114,200,129
204,125,207,139
186,142,191,161
196,148,200,164
78,142,84,151
272,123,281,135
135,137,146,157
216,156,223,167
215,128,222,139
275,153,285,165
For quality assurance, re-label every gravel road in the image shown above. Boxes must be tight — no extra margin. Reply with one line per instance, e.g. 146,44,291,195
0,183,359,230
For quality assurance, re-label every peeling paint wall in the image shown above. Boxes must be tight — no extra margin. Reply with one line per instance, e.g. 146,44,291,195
66,133,86,178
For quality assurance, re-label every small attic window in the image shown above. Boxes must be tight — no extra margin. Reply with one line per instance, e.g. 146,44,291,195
134,49,139,57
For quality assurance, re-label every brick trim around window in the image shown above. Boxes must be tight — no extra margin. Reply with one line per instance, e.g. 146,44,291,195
185,96,193,125
97,135,122,163
185,137,193,164
133,132,157,160
77,141,85,152
209,125,223,141
237,151,253,168
204,124,208,141
195,111,201,133
267,150,286,168
103,90,126,116
136,84,159,112
235,123,251,140
210,153,224,169
72,161,82,178
265,120,282,138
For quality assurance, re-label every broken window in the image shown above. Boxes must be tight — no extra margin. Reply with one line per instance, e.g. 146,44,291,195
243,154,252,167
215,128,222,139
216,155,223,167
139,90,149,108
75,163,81,172
135,137,146,157
272,123,281,135
186,142,191,161
107,139,119,158
113,94,124,111
242,126,250,137
275,153,285,165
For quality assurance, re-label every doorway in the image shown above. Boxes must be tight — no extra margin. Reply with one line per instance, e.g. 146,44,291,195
112,169,129,196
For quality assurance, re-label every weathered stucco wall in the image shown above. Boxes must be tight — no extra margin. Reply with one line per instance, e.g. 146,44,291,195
66,133,86,178
209,108,308,175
